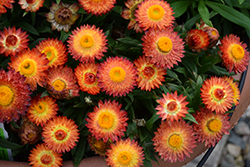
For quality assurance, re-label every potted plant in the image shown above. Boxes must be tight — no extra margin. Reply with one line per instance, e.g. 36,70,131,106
1,0,250,167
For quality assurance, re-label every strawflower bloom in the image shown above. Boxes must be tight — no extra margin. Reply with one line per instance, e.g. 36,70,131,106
67,24,108,63
27,95,58,127
142,28,185,69
78,0,116,16
200,76,234,114
75,62,100,95
18,0,44,12
42,116,79,153
87,134,111,157
18,118,42,145
0,69,32,123
135,0,174,31
0,0,14,15
8,48,49,91
193,107,231,147
45,2,80,32
218,34,250,73
134,55,166,91
156,91,189,122
202,26,220,48
36,38,68,67
86,100,128,142
152,119,197,163
46,65,79,100
185,29,209,52
121,0,143,33
29,143,63,167
0,26,29,57
106,138,144,167
223,76,240,106
97,56,137,97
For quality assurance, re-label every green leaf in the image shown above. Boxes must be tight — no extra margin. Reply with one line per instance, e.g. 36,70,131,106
56,0,60,4
72,136,86,167
198,0,213,27
10,120,20,129
206,1,250,30
238,0,245,5
113,6,122,14
40,90,49,98
15,22,39,35
183,113,198,124
117,37,141,45
167,69,182,83
126,121,138,138
0,138,23,150
59,30,71,43
145,113,159,131
170,1,191,18
192,75,203,110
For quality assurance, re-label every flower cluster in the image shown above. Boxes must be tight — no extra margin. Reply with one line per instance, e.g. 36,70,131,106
0,0,249,167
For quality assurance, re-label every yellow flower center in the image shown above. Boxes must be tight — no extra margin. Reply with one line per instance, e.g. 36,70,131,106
40,153,53,165
166,101,178,113
34,102,46,114
93,139,107,153
19,60,36,76
27,132,34,139
117,151,132,165
212,88,225,101
80,35,94,48
231,44,245,60
54,129,67,141
42,46,57,62
168,134,183,148
211,30,217,36
109,67,126,83
207,119,222,132
148,5,164,20
157,37,173,53
0,85,14,107
52,79,66,91
98,111,114,129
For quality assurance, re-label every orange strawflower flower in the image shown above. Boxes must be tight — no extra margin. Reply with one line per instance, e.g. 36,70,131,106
152,119,197,163
8,48,49,91
193,107,231,147
46,65,80,100
36,38,68,67
0,0,14,15
75,62,100,95
134,55,166,91
87,134,111,157
106,138,144,167
18,0,44,12
68,24,108,63
218,34,250,73
156,91,189,122
42,116,79,153
185,29,209,52
135,0,174,31
0,69,32,123
0,26,29,57
45,2,80,32
97,56,137,97
29,143,63,167
142,28,185,69
200,76,234,114
121,0,143,33
223,76,240,106
27,94,58,127
86,100,128,142
78,0,116,16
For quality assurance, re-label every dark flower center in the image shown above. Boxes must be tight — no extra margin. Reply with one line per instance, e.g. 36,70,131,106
55,129,67,141
84,72,96,85
55,7,73,25
142,66,155,79
40,154,53,165
6,35,18,48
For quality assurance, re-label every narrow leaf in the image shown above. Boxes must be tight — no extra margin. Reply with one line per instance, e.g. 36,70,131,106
206,1,250,30
15,22,39,35
183,113,198,124
145,113,159,131
0,138,23,150
198,0,213,27
238,0,245,5
72,136,86,167
170,1,191,18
